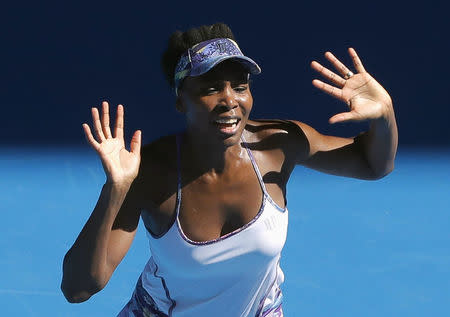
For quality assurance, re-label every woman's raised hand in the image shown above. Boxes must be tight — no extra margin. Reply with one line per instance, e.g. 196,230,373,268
311,48,393,124
82,101,141,186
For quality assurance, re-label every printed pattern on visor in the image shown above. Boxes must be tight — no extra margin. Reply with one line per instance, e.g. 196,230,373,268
174,38,261,95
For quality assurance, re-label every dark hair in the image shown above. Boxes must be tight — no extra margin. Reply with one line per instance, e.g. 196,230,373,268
161,23,236,88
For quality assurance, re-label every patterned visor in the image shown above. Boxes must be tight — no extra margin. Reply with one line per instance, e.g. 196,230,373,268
174,38,261,95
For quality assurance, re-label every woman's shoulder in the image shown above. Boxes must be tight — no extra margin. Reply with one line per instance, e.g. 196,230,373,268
137,133,179,180
246,118,307,145
132,133,179,205
141,133,178,163
245,118,309,166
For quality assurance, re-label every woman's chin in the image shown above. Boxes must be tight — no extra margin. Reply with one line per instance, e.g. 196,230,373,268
186,121,246,148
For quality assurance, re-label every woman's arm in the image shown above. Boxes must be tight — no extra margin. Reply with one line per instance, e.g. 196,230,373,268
61,101,142,302
292,117,397,180
61,181,140,302
291,48,398,179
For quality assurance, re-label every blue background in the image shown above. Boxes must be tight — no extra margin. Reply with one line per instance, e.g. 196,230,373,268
1,1,449,316
1,1,449,146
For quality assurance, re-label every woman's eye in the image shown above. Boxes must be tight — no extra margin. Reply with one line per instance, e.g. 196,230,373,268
206,87,218,94
197,87,217,95
234,86,248,92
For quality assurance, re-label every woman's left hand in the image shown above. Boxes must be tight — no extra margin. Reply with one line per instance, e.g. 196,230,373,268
311,48,393,124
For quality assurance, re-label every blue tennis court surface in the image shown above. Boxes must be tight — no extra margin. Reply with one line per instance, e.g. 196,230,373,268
1,147,449,316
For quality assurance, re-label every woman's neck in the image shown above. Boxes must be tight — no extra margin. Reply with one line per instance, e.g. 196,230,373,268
181,129,246,175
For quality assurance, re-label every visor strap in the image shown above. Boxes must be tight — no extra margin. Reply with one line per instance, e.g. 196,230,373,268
175,49,192,96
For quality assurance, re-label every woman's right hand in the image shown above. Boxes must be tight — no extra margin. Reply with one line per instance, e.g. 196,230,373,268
82,101,141,186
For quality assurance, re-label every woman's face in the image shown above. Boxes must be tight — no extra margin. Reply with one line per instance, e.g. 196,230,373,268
178,60,253,147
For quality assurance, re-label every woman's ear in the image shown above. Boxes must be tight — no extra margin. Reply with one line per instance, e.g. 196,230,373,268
175,96,185,113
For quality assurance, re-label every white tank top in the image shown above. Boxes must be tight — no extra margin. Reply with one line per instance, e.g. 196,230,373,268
120,133,288,317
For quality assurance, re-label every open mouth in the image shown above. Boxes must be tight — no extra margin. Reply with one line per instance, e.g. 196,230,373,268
212,117,241,135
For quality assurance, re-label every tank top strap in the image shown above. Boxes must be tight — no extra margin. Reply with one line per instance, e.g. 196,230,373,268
175,133,182,217
240,133,268,196
176,133,269,212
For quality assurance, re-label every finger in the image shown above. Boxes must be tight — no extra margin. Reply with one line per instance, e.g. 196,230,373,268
92,107,106,142
114,104,124,139
329,112,359,124
311,61,346,87
325,51,353,78
312,79,344,101
130,130,142,156
348,47,366,73
101,101,113,138
82,123,101,151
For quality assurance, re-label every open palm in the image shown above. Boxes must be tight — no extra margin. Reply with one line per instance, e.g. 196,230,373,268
311,48,393,124
82,101,141,185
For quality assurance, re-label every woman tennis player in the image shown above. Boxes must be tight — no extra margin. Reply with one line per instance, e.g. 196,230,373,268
61,23,398,316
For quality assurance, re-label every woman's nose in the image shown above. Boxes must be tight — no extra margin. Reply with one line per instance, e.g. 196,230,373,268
218,85,238,109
